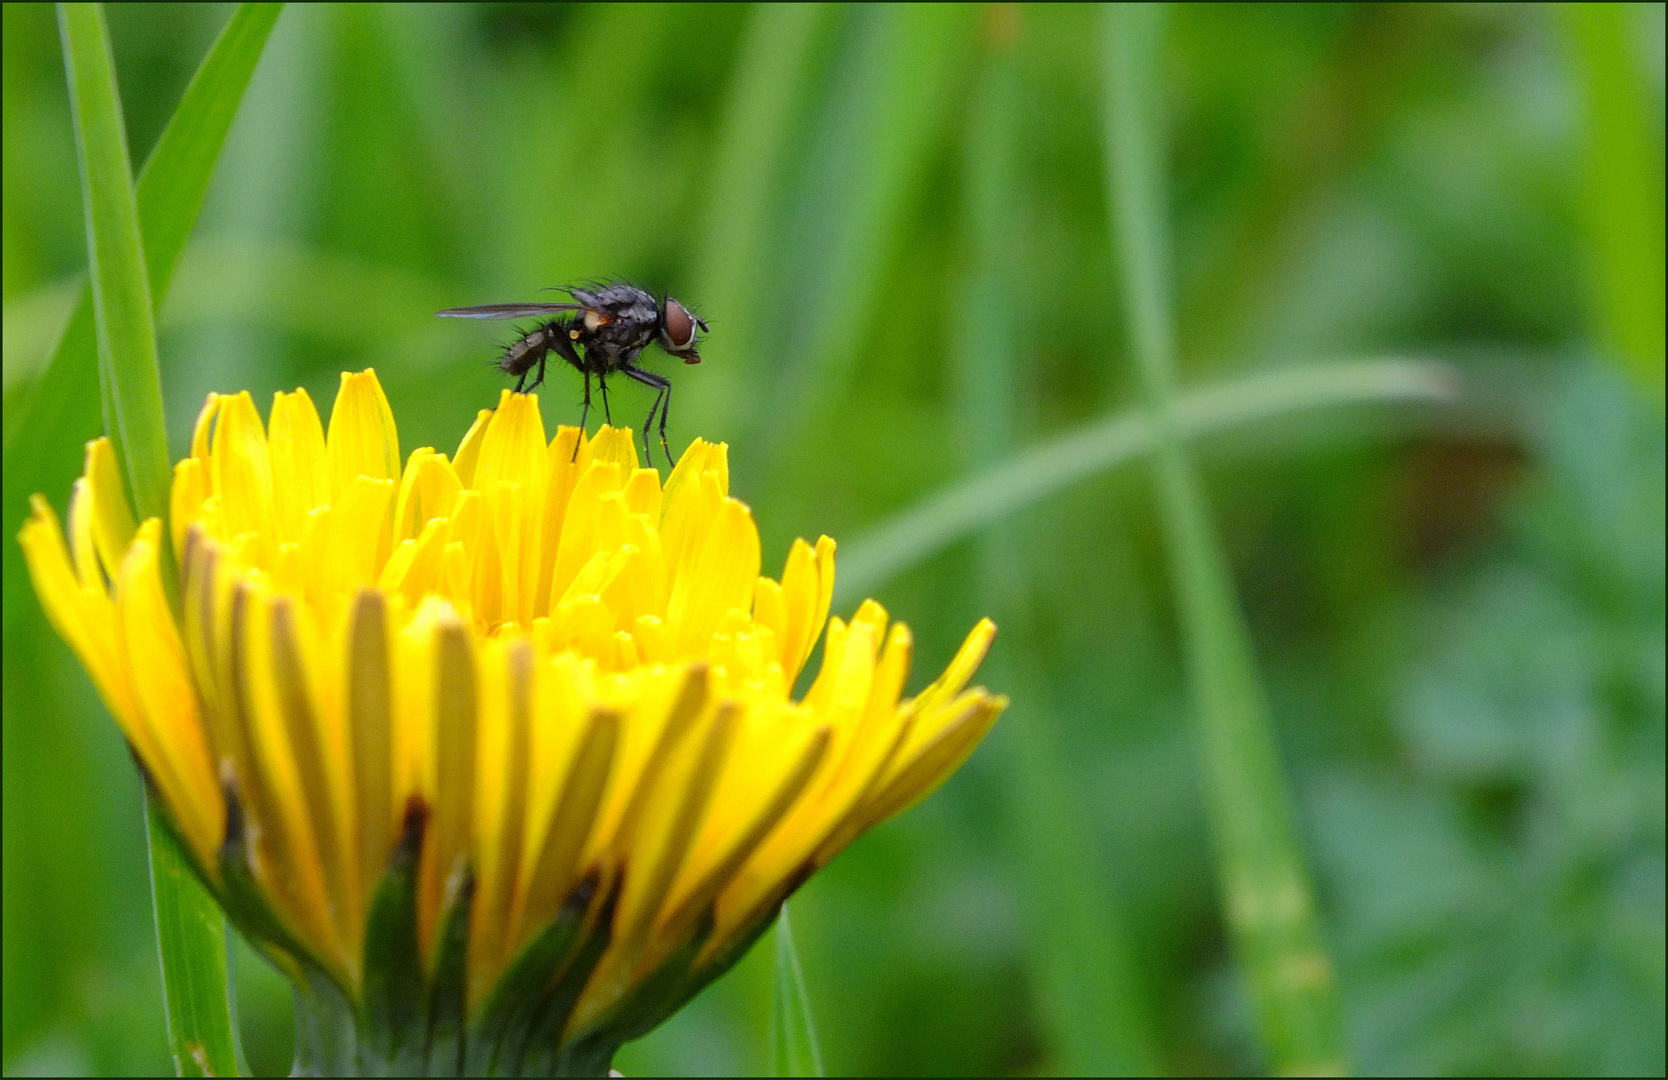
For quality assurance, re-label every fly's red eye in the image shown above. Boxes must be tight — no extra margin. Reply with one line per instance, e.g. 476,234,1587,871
662,299,698,350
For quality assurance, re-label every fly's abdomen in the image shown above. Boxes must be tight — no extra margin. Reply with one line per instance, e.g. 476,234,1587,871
499,324,553,377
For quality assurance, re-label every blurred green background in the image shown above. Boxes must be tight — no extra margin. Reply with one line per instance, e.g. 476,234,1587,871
3,3,1663,1075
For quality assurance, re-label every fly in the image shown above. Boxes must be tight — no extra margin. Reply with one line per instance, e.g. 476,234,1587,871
438,282,708,467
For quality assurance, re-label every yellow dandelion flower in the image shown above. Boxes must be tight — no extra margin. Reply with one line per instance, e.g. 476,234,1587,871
19,369,1005,1075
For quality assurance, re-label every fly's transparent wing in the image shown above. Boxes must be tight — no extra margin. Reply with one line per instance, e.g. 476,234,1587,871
436,303,581,320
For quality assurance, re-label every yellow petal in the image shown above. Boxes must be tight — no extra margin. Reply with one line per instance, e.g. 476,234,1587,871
666,497,760,656
269,388,331,545
778,535,836,682
907,617,997,717
515,706,618,949
588,424,639,473
536,427,592,614
662,438,728,507
347,590,396,902
416,453,465,527
170,457,209,562
114,520,223,868
327,370,401,497
67,478,100,589
475,391,550,497
549,461,625,607
211,391,278,560
661,464,724,591
189,392,221,461
418,613,476,958
452,408,494,489
662,708,826,940
848,691,1006,842
622,467,662,522
234,581,341,970
473,397,548,624
267,595,356,959
575,701,737,1030
305,477,395,618
84,438,137,579
19,497,141,759
469,637,530,1003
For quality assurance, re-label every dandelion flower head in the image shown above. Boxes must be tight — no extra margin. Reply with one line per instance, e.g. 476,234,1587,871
19,369,1003,1069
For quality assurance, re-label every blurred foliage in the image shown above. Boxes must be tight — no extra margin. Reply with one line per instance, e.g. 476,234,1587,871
1317,365,1665,1076
3,3,1662,1076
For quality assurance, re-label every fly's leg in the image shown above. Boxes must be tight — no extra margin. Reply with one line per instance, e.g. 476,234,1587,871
597,371,613,428
657,375,672,464
528,322,570,393
573,371,592,462
622,366,671,469
545,320,589,461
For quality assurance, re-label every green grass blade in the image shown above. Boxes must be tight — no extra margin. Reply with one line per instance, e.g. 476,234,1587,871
758,3,971,459
57,5,278,1074
1559,2,1666,402
770,904,824,1077
836,358,1455,606
1101,5,1347,1073
146,791,243,1077
954,13,1158,1073
60,0,170,517
687,2,826,441
130,3,287,299
4,3,282,633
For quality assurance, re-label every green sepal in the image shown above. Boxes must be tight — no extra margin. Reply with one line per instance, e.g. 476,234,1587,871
547,869,811,1074
215,778,363,1076
424,860,476,1075
550,914,717,1075
681,904,783,1017
465,871,603,1076
213,781,316,988
690,859,816,999
359,797,430,1075
293,965,360,1077
143,761,325,994
514,884,620,1077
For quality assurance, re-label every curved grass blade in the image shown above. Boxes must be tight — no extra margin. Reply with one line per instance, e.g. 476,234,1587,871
836,358,1455,605
770,903,823,1077
4,3,283,634
1102,5,1346,1072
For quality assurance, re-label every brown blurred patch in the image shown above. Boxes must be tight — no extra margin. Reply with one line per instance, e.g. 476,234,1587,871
1394,435,1527,569
982,3,1021,53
